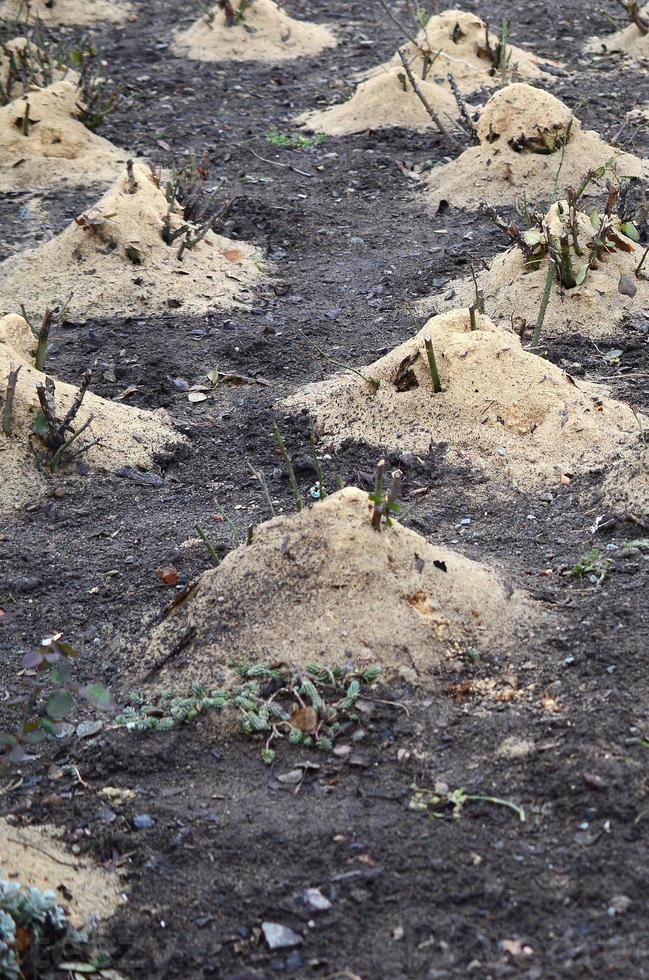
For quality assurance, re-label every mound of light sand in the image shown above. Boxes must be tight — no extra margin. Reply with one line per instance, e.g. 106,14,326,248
429,201,649,339
366,9,558,94
601,451,648,517
284,310,645,496
0,313,185,513
0,0,132,25
298,66,463,136
0,819,125,928
172,0,336,64
424,83,647,211
1,37,75,100
585,4,649,57
0,79,127,192
138,486,537,689
0,162,263,320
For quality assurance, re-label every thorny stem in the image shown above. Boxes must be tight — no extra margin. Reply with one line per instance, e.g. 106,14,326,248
126,158,137,194
397,48,456,144
2,365,20,436
531,258,556,349
468,304,477,331
424,336,443,393
272,422,303,513
447,72,478,143
34,309,53,372
308,419,327,500
21,98,30,136
245,459,276,518
498,18,510,86
49,417,95,472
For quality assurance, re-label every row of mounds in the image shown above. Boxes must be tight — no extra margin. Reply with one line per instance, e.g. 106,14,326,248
0,161,263,320
299,8,557,136
284,309,647,505
423,83,647,210
138,486,539,692
0,0,133,25
171,0,337,64
430,195,649,340
0,311,185,515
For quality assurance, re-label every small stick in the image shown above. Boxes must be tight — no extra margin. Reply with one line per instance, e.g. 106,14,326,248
2,365,20,436
195,524,220,566
635,245,649,278
59,367,92,433
371,459,386,530
447,72,478,143
21,98,30,136
126,158,137,194
272,422,303,512
377,0,421,48
33,309,53,372
531,258,556,349
386,468,402,517
397,49,456,144
49,416,94,471
468,304,477,331
424,336,442,393
498,18,510,86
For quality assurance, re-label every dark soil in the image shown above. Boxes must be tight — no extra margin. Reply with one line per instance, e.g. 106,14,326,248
1,0,648,977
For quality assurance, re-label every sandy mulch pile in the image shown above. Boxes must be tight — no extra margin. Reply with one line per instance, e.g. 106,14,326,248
365,9,558,94
601,451,648,517
284,309,645,497
0,0,133,25
423,83,647,211
0,162,263,320
172,0,336,64
427,201,649,339
297,66,463,136
0,79,127,192
0,818,125,929
138,486,538,690
585,4,649,57
0,313,185,514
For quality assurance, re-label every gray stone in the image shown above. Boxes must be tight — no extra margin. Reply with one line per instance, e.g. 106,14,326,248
261,922,303,950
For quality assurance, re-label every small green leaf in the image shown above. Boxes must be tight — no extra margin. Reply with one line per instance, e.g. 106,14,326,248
32,411,49,436
620,221,640,242
80,684,113,712
575,264,588,286
46,689,75,720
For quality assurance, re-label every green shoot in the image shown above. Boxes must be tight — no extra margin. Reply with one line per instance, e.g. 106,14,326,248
410,784,526,823
311,340,380,390
272,422,303,512
530,257,555,349
195,524,220,566
572,547,613,587
308,419,327,500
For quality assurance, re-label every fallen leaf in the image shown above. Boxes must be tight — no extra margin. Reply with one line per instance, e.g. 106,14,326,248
156,565,179,587
290,706,317,733
223,247,243,263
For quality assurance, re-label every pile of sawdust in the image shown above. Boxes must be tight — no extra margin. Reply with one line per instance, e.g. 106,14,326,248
0,313,185,514
424,83,647,211
297,66,463,136
585,4,649,57
0,162,263,320
365,9,558,94
0,819,125,928
427,201,649,339
137,486,537,689
0,79,127,192
172,0,336,64
0,37,74,100
0,0,133,25
600,451,648,517
283,309,644,496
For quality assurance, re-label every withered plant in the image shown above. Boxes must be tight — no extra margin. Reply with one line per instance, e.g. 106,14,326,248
32,368,100,472
162,153,234,261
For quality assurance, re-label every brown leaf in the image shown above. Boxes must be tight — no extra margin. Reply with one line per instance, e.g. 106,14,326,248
290,706,318,733
156,565,179,587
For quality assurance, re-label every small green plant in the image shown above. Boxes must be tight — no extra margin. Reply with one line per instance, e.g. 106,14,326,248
0,636,113,771
572,547,613,587
195,524,220,567
272,421,303,512
409,784,526,822
161,154,233,260
72,39,120,131
266,127,326,150
115,662,381,764
423,335,443,392
218,0,254,27
369,459,402,531
32,370,99,472
0,879,67,977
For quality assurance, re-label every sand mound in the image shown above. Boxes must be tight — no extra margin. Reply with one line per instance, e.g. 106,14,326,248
0,819,125,928
585,4,649,57
0,79,127,192
297,66,463,136
366,9,558,94
424,83,647,211
0,162,263,320
0,313,185,514
601,451,648,517
0,0,132,25
138,486,536,689
284,309,645,496
172,0,336,64
429,201,649,339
